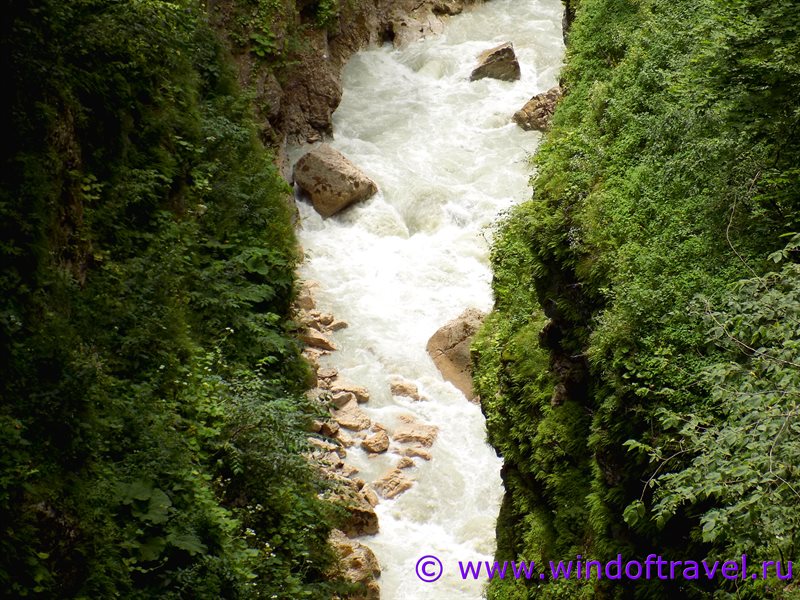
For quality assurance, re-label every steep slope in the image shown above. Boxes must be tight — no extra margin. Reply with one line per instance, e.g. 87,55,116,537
475,0,800,598
0,1,345,597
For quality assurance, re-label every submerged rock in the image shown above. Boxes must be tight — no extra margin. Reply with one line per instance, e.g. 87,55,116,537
470,42,521,82
293,144,378,218
513,85,562,131
426,307,485,401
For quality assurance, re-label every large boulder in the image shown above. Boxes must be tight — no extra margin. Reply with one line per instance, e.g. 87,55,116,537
470,42,521,82
293,144,378,217
513,85,562,132
426,308,485,401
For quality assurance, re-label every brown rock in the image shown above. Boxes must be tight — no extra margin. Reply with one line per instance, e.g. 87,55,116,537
393,414,438,447
426,307,485,401
336,429,356,447
341,463,360,478
318,366,339,381
374,467,414,499
329,530,381,600
361,486,380,507
329,475,380,537
331,390,357,409
331,378,370,403
329,319,349,331
390,377,423,400
296,281,318,310
513,86,562,132
361,430,390,454
308,436,338,453
300,328,337,352
321,420,340,437
470,42,521,82
334,398,371,431
397,457,415,469
293,144,378,218
302,349,322,371
402,445,433,461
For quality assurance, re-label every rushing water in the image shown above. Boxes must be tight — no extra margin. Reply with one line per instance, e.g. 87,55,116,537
292,1,564,597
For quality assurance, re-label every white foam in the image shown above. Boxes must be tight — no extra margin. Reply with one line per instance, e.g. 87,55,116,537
292,0,564,597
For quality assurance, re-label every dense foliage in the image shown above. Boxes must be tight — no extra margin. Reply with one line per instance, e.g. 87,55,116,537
0,0,346,597
475,0,800,598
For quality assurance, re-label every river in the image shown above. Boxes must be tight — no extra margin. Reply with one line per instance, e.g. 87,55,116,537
292,0,564,596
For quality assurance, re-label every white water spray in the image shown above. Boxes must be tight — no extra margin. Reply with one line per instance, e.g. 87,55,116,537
292,1,564,597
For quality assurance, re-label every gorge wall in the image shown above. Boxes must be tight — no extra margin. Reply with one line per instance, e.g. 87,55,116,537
474,0,800,599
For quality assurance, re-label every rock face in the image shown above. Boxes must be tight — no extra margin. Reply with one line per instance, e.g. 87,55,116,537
329,530,381,600
470,42,521,82
426,307,486,401
513,86,562,131
341,493,380,537
294,144,378,217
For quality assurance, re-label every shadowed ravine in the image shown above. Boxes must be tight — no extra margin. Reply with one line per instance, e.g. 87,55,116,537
291,1,564,596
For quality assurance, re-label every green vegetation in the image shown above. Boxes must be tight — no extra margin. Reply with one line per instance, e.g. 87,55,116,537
476,0,800,598
0,0,348,597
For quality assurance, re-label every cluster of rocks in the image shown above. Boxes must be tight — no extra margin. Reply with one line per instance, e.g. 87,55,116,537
296,281,444,599
469,41,562,132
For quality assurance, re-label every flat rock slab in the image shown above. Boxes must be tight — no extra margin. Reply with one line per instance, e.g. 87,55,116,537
293,144,378,218
470,42,521,82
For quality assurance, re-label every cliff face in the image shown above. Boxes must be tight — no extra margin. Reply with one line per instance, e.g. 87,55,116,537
211,0,482,152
